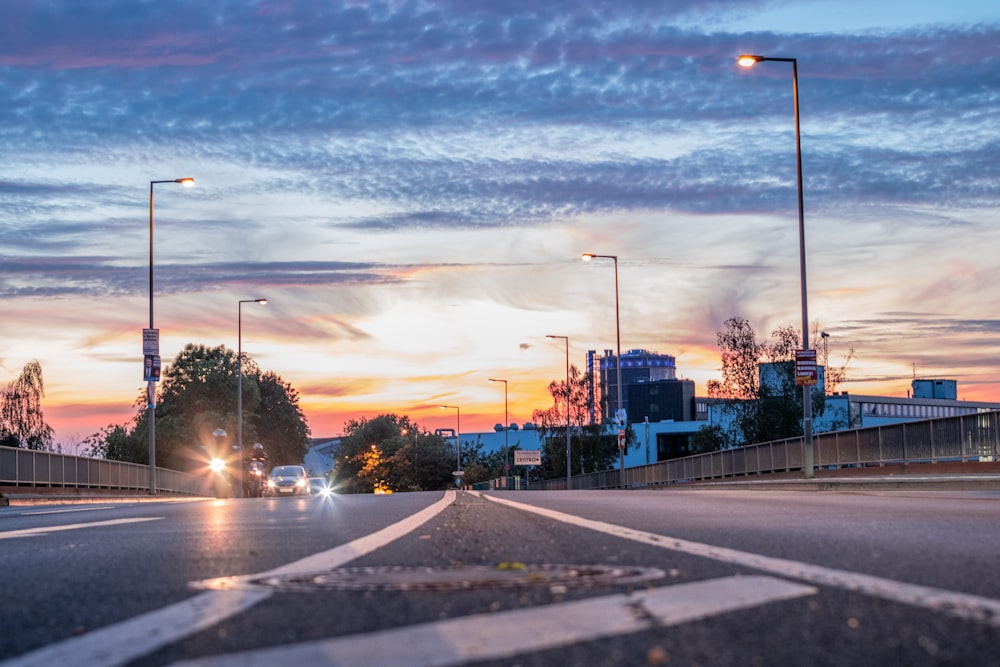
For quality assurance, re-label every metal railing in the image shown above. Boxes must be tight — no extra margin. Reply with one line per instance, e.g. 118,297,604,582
491,410,1000,491
0,446,206,496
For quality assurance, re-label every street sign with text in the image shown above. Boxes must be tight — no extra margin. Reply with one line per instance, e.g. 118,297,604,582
513,450,542,466
795,349,818,386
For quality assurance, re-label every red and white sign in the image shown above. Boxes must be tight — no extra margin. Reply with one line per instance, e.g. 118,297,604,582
795,349,818,386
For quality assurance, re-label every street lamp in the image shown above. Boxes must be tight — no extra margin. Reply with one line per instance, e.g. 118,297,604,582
737,53,814,478
581,252,626,488
238,297,267,497
487,378,509,481
546,335,572,489
147,177,194,495
440,405,461,474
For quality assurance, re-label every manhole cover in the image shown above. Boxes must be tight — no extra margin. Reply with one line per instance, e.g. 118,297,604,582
197,564,665,593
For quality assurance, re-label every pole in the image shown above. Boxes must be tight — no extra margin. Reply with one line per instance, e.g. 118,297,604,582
612,256,625,488
148,182,155,495
146,178,193,495
737,55,813,478
547,335,572,490
582,253,627,488
791,58,815,479
488,379,509,487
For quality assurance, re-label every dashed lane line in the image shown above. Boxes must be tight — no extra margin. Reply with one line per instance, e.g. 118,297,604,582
478,491,1000,627
169,575,816,667
0,490,457,667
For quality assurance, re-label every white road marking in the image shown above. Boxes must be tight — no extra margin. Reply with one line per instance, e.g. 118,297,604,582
169,575,815,667
0,490,457,667
0,517,161,540
479,492,1000,627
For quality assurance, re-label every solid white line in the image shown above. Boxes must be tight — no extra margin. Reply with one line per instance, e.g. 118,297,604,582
478,492,1000,627
169,575,816,667
0,517,161,539
1,490,456,667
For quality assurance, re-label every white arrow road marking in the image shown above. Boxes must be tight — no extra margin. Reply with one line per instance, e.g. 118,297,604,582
0,490,457,667
0,517,161,539
168,575,815,667
478,492,1000,627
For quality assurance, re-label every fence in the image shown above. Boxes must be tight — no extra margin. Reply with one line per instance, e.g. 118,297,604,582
491,410,1000,491
0,446,206,496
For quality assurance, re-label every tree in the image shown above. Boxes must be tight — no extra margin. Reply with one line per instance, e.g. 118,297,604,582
85,343,309,470
710,317,825,448
251,371,310,465
0,360,54,450
333,414,454,493
531,364,623,479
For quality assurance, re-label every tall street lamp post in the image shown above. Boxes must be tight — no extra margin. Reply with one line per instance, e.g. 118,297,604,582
238,298,267,497
487,378,509,482
546,335,572,489
582,252,626,488
440,405,461,475
738,54,814,478
147,177,194,495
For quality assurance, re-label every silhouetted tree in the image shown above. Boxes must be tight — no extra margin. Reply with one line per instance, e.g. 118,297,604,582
709,317,824,448
0,360,54,450
85,343,309,469
532,364,623,478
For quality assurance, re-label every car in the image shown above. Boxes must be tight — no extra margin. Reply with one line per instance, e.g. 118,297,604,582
266,465,308,496
307,477,332,496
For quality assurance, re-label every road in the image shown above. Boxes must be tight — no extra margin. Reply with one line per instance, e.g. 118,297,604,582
1,487,998,666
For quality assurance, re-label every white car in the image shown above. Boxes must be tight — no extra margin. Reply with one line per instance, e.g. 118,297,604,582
266,465,308,496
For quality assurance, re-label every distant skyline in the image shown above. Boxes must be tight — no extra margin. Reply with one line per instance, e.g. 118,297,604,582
1,1,998,447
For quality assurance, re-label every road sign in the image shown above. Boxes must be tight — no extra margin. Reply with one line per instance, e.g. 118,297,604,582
452,470,464,477
514,450,541,466
143,328,159,355
795,349,818,386
614,409,628,427
618,429,626,449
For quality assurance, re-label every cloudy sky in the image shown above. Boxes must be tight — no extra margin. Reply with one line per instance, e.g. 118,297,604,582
1,0,998,447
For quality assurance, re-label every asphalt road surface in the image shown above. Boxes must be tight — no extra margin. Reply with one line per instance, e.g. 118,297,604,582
2,487,999,666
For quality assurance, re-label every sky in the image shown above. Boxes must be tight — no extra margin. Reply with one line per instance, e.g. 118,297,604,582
1,0,998,448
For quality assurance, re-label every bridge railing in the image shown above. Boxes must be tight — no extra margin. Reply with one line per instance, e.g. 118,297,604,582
0,446,206,496
508,410,1000,491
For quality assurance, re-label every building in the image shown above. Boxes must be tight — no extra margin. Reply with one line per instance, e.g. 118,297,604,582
588,348,677,423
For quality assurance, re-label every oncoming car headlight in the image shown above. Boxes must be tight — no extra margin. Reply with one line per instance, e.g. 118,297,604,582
209,458,226,473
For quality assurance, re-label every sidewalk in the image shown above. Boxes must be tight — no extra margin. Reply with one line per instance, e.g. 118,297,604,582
681,473,1000,492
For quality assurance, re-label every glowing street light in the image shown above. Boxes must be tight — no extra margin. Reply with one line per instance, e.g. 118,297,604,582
738,53,814,477
146,177,194,495
546,335,572,489
581,252,626,488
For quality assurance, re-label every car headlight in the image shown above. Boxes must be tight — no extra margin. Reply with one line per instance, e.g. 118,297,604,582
295,478,306,488
209,458,226,473
267,479,276,488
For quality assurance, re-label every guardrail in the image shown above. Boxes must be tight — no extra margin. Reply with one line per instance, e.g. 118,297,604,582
0,446,206,496
478,410,1000,491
